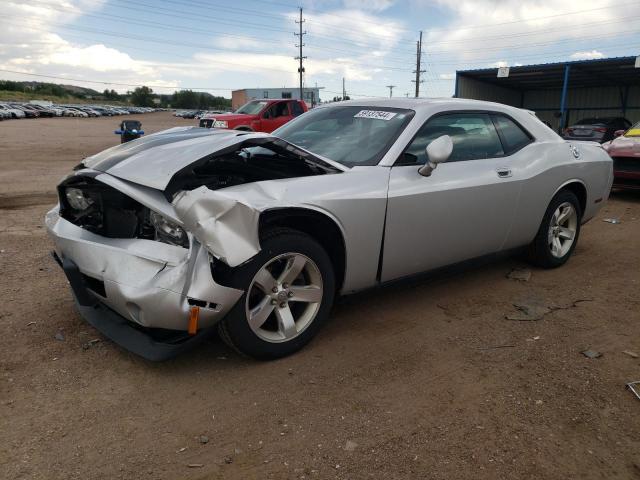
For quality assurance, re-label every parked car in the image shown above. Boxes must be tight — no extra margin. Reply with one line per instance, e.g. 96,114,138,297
29,104,57,117
62,107,89,118
11,104,39,118
0,104,24,118
90,106,113,116
200,99,307,133
46,98,612,361
564,117,631,143
603,121,640,190
80,107,101,117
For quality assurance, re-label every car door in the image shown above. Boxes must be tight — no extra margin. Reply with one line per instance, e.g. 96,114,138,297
381,111,523,282
261,102,292,132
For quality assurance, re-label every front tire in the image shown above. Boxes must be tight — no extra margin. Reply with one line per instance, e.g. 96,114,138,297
217,228,335,359
527,189,582,268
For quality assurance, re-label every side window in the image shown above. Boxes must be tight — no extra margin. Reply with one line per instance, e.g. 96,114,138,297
291,101,304,117
265,102,289,118
281,92,292,99
491,114,532,154
401,113,504,165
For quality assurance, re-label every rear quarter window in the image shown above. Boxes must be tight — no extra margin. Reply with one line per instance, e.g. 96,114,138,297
491,114,533,155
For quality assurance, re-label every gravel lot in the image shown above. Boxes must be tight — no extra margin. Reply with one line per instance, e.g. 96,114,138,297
1,112,639,480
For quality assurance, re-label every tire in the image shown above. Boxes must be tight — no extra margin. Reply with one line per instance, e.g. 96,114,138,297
527,189,582,268
217,228,335,359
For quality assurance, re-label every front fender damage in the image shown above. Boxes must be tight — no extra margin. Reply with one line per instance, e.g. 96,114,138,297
173,186,262,267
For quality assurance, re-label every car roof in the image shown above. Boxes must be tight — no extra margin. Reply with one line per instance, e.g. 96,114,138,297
321,97,529,113
247,99,297,104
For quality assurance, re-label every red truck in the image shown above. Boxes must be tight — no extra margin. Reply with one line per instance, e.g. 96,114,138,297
199,99,307,132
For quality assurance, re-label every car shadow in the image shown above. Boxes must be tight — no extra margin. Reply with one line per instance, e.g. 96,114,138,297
155,250,526,371
610,189,640,203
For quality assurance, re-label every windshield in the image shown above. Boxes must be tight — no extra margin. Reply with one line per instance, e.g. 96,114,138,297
273,106,414,166
625,122,640,137
235,100,268,115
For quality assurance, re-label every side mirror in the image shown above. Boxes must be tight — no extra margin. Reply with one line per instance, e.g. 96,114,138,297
614,129,625,138
418,135,453,177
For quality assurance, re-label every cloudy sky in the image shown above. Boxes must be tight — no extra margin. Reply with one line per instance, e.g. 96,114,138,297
1,0,639,100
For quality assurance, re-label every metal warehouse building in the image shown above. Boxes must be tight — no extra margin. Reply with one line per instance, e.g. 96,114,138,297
232,87,322,110
455,56,640,132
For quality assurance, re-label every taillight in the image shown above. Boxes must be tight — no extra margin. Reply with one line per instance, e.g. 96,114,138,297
565,128,573,135
594,127,607,133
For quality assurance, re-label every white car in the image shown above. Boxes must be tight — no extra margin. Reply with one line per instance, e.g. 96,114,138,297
63,108,89,118
0,104,26,119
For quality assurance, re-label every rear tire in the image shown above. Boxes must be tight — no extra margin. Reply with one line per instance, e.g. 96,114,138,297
217,228,335,359
527,189,582,268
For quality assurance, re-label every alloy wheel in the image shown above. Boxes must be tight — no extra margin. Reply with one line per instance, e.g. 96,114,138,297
245,253,323,343
548,201,578,258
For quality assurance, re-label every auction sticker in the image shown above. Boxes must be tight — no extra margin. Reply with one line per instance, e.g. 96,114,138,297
354,110,397,120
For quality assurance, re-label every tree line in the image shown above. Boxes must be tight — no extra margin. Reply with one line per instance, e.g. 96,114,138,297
127,86,231,110
0,80,94,98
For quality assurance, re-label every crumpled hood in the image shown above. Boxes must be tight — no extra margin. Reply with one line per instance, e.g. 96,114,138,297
80,127,345,191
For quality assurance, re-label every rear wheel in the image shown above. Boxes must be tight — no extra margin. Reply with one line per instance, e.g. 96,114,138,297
218,228,335,359
527,189,581,268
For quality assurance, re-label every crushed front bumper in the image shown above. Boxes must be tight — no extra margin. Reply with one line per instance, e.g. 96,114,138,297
45,206,244,360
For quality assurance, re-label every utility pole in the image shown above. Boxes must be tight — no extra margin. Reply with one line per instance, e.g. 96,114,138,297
412,30,425,98
342,77,346,99
386,85,396,98
294,7,307,103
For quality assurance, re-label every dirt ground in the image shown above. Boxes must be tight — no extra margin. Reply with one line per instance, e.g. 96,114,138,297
1,113,639,480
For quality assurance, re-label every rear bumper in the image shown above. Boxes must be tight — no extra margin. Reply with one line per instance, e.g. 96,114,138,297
45,205,244,348
612,156,640,189
613,171,640,189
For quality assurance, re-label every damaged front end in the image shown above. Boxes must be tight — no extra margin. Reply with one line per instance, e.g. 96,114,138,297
46,131,343,359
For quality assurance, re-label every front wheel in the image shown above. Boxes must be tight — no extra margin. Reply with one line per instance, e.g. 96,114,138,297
217,228,335,359
527,189,582,268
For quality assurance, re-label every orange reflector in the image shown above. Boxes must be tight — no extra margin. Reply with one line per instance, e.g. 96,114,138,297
188,306,199,336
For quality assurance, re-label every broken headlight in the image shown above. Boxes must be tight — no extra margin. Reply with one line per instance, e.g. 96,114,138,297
65,187,94,210
149,211,188,248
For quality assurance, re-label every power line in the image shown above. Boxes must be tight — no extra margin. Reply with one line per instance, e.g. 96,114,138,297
203,0,640,39
425,26,640,55
162,0,417,45
1,16,420,73
12,1,640,65
0,68,392,99
422,0,640,34
0,68,233,91
102,0,418,54
424,16,640,46
22,0,419,63
424,41,640,66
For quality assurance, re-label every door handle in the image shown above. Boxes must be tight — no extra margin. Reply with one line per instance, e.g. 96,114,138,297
496,168,512,178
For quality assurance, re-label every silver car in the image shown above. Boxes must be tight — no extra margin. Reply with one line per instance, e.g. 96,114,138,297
46,99,613,360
